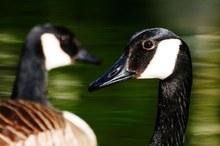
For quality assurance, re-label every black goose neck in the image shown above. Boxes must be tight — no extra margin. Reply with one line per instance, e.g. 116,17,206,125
11,28,49,106
149,42,192,146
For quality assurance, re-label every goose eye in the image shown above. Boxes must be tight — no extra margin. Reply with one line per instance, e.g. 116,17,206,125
142,40,155,50
61,35,69,41
58,35,72,45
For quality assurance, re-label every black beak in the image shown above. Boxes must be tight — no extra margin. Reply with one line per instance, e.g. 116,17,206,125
75,48,101,65
88,54,136,92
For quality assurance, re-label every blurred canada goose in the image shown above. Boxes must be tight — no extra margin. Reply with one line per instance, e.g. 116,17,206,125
89,28,192,145
0,23,99,146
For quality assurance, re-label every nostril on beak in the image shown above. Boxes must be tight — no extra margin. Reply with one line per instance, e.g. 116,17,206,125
107,66,121,78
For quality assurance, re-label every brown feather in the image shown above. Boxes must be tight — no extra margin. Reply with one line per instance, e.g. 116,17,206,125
0,100,96,146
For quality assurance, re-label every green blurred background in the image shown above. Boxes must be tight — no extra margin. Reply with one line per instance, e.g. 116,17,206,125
0,0,220,145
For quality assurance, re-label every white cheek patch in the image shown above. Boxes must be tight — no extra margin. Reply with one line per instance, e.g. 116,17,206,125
138,39,181,80
41,33,72,70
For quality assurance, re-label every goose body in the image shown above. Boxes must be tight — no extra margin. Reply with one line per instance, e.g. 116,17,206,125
0,100,96,146
0,24,99,146
89,28,192,145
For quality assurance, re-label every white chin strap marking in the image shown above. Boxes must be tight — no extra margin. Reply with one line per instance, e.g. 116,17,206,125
41,33,72,70
138,39,181,80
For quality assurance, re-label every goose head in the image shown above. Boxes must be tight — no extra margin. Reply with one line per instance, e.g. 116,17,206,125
25,23,101,71
88,28,191,91
88,28,192,145
11,24,101,105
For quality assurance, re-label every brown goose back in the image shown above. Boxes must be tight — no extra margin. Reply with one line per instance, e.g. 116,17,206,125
0,100,96,146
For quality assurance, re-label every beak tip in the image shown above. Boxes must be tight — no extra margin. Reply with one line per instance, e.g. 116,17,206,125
88,85,93,92
88,84,96,92
88,79,104,92
88,80,96,92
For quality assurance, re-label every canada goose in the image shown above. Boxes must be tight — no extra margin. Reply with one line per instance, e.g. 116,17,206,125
89,28,192,145
0,23,99,146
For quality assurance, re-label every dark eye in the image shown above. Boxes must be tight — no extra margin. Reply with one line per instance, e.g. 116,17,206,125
61,35,69,41
142,40,155,50
58,35,72,45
